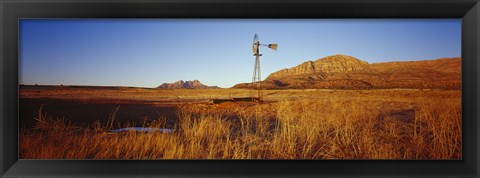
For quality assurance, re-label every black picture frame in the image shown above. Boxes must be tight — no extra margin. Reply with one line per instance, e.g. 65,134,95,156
1,0,479,177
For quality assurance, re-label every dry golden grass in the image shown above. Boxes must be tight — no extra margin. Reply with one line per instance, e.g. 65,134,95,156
19,89,461,159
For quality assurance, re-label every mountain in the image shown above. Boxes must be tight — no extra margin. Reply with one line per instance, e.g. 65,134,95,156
233,54,461,90
157,80,219,89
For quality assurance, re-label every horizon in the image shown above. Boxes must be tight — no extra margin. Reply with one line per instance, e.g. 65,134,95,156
19,54,461,89
20,19,461,88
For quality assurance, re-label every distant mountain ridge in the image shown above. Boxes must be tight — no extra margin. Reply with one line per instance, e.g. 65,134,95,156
267,55,372,78
234,54,461,90
157,80,219,89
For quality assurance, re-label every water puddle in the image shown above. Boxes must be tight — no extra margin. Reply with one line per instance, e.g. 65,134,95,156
110,127,175,133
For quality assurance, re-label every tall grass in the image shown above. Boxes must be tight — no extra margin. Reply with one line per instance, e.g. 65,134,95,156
20,94,461,159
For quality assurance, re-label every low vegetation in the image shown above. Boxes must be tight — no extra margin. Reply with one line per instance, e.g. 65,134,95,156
20,89,461,159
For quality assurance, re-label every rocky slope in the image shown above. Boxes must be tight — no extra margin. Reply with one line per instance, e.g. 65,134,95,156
234,54,461,90
157,80,218,89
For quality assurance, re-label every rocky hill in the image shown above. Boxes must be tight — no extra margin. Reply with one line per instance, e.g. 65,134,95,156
157,80,218,89
234,54,461,90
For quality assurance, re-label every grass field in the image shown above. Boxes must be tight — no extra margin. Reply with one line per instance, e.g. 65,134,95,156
19,87,461,159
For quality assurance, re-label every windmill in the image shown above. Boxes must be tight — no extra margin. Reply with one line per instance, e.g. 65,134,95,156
251,33,278,102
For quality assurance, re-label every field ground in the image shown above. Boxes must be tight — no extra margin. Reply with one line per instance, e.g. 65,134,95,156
19,86,461,159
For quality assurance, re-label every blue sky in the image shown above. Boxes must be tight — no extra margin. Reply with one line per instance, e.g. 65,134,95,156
19,19,461,88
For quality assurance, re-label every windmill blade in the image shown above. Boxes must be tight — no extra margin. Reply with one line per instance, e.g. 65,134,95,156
252,34,259,55
268,44,278,51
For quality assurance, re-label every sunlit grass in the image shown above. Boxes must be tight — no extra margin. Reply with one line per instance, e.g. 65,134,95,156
19,89,461,159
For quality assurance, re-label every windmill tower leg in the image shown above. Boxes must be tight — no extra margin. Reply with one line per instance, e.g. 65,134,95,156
252,57,257,90
257,56,262,101
251,55,262,102
251,57,257,101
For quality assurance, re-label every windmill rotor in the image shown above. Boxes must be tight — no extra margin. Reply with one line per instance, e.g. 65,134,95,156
250,33,278,102
253,33,259,55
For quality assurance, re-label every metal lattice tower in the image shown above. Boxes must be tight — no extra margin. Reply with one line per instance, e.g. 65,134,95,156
251,33,277,101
